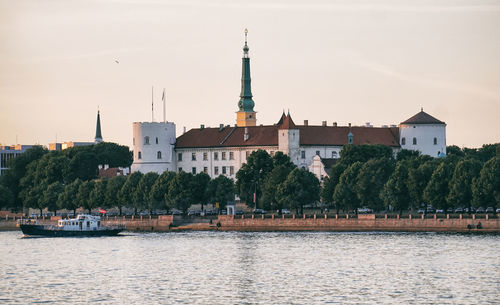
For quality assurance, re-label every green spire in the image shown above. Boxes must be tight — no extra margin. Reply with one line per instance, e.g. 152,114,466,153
95,110,103,143
238,28,255,112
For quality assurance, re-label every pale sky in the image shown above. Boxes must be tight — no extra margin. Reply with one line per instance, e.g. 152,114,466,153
1,0,499,149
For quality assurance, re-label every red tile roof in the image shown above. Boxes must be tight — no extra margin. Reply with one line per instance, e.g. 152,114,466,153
278,114,296,129
176,123,400,148
401,110,445,125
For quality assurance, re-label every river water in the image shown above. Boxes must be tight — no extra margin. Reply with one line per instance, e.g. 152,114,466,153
0,231,498,304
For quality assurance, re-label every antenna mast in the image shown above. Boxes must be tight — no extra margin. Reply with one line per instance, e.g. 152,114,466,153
162,88,166,123
151,86,154,122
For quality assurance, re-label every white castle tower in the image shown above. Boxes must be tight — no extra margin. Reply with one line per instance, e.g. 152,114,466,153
131,122,176,174
399,108,446,157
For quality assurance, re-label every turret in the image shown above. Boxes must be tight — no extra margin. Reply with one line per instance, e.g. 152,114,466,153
236,29,257,127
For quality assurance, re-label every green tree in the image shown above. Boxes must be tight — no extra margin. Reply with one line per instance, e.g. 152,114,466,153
356,158,395,211
119,171,143,215
89,179,108,213
277,168,320,215
339,144,393,165
472,157,500,208
407,159,440,210
423,161,455,210
77,180,96,213
261,164,294,212
57,179,82,215
207,175,235,212
0,185,14,210
396,149,421,161
151,171,176,212
65,149,99,181
92,142,133,168
235,149,273,208
192,172,211,211
42,182,64,215
104,175,127,215
447,159,482,210
135,172,159,214
320,164,347,213
446,145,464,158
333,162,362,213
166,171,194,214
381,161,411,214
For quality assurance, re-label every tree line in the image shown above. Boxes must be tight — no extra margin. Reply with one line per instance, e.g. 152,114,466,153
0,142,498,216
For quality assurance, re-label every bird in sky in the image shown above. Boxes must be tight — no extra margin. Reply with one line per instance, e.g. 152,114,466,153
114,59,119,64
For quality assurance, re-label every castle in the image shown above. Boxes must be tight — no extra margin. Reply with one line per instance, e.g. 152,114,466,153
131,31,446,180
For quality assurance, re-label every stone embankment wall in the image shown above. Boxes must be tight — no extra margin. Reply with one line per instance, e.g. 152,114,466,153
216,214,500,233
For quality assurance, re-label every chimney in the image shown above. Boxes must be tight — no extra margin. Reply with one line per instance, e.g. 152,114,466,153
365,122,372,128
200,124,205,129
244,127,249,141
348,123,351,128
98,165,103,170
219,124,224,131
104,164,109,170
333,122,337,127
304,120,308,126
183,126,186,134
322,121,327,127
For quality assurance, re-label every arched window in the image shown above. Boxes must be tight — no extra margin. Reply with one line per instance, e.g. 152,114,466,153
138,151,142,159
157,151,162,159
144,136,150,145
413,137,417,145
434,137,437,145
401,137,406,145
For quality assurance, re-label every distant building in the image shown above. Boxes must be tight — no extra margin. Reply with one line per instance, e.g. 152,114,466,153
0,145,35,175
131,31,446,181
98,164,130,178
49,110,103,151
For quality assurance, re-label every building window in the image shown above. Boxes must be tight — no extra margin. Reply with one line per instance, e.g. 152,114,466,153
178,153,182,161
203,152,208,161
138,151,142,159
222,152,226,160
230,166,234,175
301,151,305,159
413,137,417,145
316,150,320,156
192,167,197,174
332,151,338,158
155,137,159,144
214,166,219,175
270,151,274,156
229,152,234,160
401,137,406,145
245,151,249,158
157,151,162,159
434,137,437,145
133,138,135,145
214,152,218,160
203,167,208,173
178,167,182,172
192,152,196,161
222,166,226,174
144,136,150,145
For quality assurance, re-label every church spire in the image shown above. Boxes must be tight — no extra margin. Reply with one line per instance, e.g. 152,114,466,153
95,110,103,143
238,28,254,112
236,29,257,127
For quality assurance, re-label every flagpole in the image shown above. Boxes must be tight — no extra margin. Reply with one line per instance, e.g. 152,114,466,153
163,88,166,123
151,86,154,122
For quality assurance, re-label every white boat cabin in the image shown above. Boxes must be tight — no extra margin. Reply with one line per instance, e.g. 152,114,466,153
58,214,101,231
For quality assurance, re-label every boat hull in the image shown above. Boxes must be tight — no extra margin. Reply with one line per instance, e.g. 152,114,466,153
20,224,123,237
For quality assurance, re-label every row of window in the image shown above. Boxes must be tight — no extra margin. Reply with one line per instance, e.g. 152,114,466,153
137,151,163,160
401,137,438,145
178,151,236,162
300,150,339,159
178,166,235,176
133,136,161,146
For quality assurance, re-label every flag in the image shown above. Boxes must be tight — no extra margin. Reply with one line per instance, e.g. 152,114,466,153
162,89,165,102
99,209,107,214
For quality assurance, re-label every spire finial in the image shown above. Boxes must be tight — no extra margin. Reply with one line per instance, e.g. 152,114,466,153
421,107,423,112
243,28,249,57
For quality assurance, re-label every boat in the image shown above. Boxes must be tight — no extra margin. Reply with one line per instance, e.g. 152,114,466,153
17,214,124,237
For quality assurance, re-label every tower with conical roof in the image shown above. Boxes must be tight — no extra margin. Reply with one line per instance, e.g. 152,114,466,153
236,29,257,127
95,110,103,143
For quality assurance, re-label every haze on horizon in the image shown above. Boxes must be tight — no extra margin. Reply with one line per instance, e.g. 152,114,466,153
1,0,499,149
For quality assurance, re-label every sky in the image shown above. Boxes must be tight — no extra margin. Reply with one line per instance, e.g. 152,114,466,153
1,0,499,149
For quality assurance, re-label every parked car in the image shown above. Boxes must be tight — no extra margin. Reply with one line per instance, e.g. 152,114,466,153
235,210,244,215
253,209,266,214
426,207,435,213
417,208,425,214
476,207,485,213
281,209,291,214
455,207,464,213
357,207,373,214
435,209,444,213
221,210,227,215
496,208,500,213
446,208,454,213
187,210,196,216
172,210,183,216
485,207,494,213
